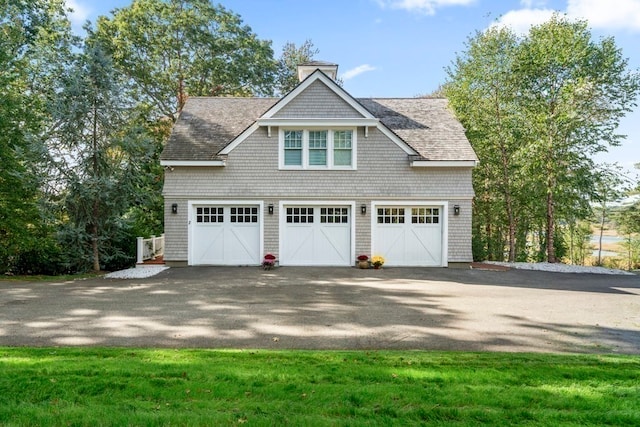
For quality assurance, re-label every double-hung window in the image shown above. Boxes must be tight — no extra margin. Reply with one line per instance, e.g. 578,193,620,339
308,131,327,166
280,129,356,169
333,130,352,166
283,130,303,166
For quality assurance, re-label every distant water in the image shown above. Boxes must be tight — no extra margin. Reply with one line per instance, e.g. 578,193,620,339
591,234,623,257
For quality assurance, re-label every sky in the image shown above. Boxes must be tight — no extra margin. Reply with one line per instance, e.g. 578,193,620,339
65,0,640,179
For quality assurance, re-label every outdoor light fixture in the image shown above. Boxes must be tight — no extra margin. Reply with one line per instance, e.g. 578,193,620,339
268,204,274,215
361,204,367,215
171,203,178,214
453,205,460,216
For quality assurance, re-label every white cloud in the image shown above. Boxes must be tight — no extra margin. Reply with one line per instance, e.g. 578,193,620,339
494,0,640,34
342,64,377,81
65,0,91,27
567,0,640,31
493,8,556,34
378,0,475,15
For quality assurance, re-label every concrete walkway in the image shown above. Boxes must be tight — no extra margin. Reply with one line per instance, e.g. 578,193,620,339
1,267,639,353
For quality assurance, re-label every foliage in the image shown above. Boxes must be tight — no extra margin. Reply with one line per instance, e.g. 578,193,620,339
0,0,75,274
94,0,277,119
447,15,640,263
561,220,592,265
48,35,157,272
0,0,283,275
1,348,640,425
276,39,319,95
371,255,385,267
446,26,523,261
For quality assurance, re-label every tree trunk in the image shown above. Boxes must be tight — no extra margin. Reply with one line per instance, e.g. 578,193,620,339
546,190,556,263
92,221,100,272
91,98,100,272
597,206,605,265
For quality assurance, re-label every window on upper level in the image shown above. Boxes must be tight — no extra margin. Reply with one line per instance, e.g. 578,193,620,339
280,128,356,169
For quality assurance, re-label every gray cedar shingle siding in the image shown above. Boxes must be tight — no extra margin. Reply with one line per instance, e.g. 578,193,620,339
163,127,474,262
273,80,363,119
161,74,477,264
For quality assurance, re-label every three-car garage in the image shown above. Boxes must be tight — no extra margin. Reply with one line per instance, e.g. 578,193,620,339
188,200,446,267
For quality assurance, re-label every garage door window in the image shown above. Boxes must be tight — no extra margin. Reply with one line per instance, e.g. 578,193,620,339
412,208,439,224
196,207,223,223
231,207,258,223
321,207,349,223
286,207,314,223
377,208,405,224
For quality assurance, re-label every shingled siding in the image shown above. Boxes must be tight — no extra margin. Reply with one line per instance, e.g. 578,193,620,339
163,126,474,264
272,80,363,118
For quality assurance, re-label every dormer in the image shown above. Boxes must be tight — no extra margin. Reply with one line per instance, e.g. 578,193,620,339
297,61,338,82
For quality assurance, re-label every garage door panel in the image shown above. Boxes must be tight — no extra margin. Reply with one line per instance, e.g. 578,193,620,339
317,227,351,263
193,226,225,265
282,205,351,266
374,206,443,267
227,227,260,262
282,225,315,264
191,205,260,265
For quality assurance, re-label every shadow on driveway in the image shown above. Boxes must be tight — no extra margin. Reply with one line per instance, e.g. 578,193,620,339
1,267,638,353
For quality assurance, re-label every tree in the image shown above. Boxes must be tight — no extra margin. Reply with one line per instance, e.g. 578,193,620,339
95,0,277,119
0,0,74,273
276,39,319,95
446,15,640,263
50,35,155,271
445,27,524,261
515,15,640,262
591,165,627,265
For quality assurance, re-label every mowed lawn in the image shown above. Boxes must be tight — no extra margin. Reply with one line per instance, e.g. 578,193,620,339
1,348,639,426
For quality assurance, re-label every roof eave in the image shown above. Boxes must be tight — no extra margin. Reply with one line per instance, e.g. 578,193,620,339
410,159,478,167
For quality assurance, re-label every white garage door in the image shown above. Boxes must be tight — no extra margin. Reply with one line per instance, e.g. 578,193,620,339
281,206,351,266
374,206,443,266
191,205,260,265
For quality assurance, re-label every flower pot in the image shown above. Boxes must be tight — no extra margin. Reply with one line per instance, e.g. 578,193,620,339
358,260,369,269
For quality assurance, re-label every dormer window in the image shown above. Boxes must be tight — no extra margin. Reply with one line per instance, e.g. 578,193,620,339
279,128,356,170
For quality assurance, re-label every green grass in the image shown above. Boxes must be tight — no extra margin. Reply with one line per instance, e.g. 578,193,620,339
1,348,639,426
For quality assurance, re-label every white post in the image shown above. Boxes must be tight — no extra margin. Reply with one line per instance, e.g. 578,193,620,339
151,235,156,259
136,237,144,264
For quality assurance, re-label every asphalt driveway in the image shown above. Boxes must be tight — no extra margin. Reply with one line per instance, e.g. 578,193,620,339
1,267,639,354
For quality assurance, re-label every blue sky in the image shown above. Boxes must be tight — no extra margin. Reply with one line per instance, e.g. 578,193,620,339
66,0,639,178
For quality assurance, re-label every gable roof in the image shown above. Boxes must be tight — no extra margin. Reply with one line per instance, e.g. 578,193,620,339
161,75,477,165
160,97,277,162
358,98,478,162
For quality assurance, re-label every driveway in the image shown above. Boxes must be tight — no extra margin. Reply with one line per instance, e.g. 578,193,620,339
1,267,639,354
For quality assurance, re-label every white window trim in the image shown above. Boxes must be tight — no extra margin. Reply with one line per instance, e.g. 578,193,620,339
278,128,357,170
370,201,448,267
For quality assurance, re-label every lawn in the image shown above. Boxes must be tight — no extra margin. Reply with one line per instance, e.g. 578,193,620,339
1,348,639,426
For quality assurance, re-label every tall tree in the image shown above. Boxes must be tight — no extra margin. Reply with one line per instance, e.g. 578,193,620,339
51,36,155,271
95,0,277,119
446,15,640,263
276,39,319,95
0,0,74,273
515,15,640,262
445,27,523,261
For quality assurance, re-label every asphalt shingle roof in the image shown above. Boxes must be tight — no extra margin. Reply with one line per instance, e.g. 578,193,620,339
161,96,477,162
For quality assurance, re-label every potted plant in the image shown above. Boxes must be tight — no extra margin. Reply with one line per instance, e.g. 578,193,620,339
262,253,277,270
357,255,369,269
371,255,385,269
